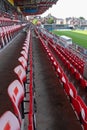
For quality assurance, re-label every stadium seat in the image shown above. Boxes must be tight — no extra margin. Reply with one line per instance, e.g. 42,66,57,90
63,82,70,96
81,109,87,130
70,66,76,75
71,96,81,119
8,80,24,107
18,56,27,70
68,82,77,104
22,46,28,54
0,111,20,130
80,78,87,88
56,66,63,79
20,50,28,61
7,80,24,124
75,70,82,81
14,65,26,83
69,82,77,98
66,61,72,70
60,72,69,86
77,96,87,125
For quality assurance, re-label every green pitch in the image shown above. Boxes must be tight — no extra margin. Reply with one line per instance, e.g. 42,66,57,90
52,30,87,49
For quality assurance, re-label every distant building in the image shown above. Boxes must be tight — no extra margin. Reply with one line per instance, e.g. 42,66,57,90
56,18,64,24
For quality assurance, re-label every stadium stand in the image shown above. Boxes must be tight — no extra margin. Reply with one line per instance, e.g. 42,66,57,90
0,1,87,130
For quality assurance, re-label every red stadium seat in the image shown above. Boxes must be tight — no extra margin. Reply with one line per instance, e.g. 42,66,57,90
69,82,77,98
81,107,87,129
75,71,82,81
60,73,69,85
18,56,27,70
63,82,70,96
71,96,81,119
76,96,87,126
8,80,24,124
22,46,28,54
80,78,87,88
56,66,62,77
0,111,20,130
20,50,28,61
8,80,24,107
14,65,26,83
70,66,76,75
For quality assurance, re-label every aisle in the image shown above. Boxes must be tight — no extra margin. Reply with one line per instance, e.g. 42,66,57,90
32,32,82,130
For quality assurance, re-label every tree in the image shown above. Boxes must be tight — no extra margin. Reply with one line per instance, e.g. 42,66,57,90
32,19,38,25
47,17,54,24
79,17,85,20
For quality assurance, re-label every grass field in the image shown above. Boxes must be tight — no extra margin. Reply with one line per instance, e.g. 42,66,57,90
52,30,87,49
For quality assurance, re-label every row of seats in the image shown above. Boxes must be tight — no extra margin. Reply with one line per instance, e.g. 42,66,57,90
37,30,87,130
0,28,31,130
48,42,87,88
17,29,35,130
0,24,27,49
40,30,85,75
56,44,84,75
13,29,31,123
64,82,87,130
0,17,19,26
39,30,87,88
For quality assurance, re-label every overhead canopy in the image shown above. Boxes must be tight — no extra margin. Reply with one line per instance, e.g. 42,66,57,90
13,0,59,16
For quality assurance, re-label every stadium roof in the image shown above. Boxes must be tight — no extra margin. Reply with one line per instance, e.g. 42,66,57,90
14,0,59,16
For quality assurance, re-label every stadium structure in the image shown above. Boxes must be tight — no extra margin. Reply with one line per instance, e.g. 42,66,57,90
0,0,87,130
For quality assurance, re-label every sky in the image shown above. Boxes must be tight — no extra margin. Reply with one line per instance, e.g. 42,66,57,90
41,0,87,19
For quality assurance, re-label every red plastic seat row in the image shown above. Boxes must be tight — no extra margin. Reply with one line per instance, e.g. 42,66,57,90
40,29,84,70
12,30,31,92
63,81,87,130
48,42,87,88
0,28,30,130
7,30,30,125
72,95,87,130
0,17,20,26
0,24,26,49
55,43,84,75
63,47,84,65
18,30,30,72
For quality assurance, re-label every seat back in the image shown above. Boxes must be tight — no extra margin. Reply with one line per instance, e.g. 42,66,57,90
80,78,87,88
8,79,24,107
22,46,28,54
61,73,69,85
20,50,28,61
71,97,81,119
0,111,20,130
77,96,87,121
8,80,24,124
18,56,27,70
69,83,77,98
14,65,26,83
63,83,70,96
